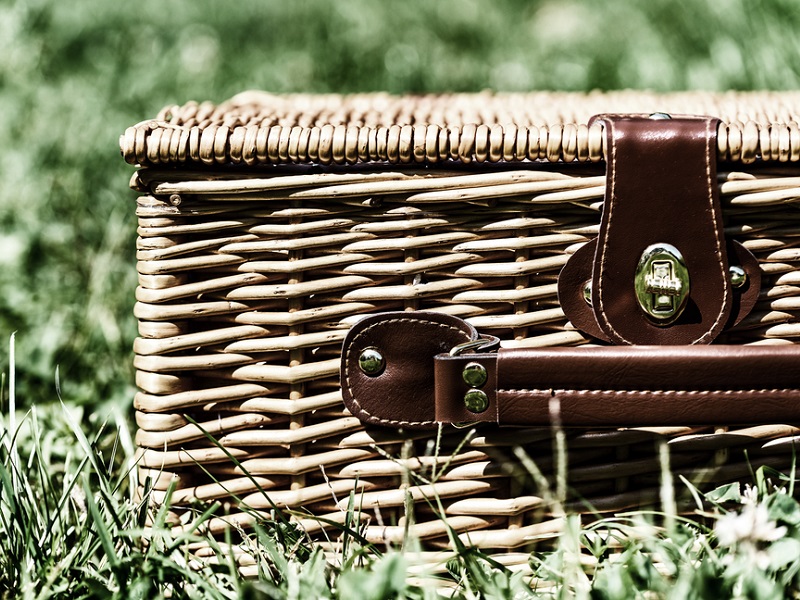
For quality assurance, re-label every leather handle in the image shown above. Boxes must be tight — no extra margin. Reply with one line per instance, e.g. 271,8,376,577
341,312,800,429
437,346,800,427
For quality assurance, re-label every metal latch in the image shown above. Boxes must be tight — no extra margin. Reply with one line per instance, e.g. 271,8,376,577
634,243,690,324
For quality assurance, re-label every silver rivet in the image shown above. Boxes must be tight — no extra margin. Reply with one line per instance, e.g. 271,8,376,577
583,280,592,306
730,265,747,288
464,389,489,413
358,347,385,376
649,112,672,120
462,362,488,388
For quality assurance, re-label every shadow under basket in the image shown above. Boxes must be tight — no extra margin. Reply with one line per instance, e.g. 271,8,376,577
123,91,800,564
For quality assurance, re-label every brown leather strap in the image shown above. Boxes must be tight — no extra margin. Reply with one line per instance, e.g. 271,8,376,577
559,115,746,345
341,116,778,429
341,312,800,429
442,346,800,427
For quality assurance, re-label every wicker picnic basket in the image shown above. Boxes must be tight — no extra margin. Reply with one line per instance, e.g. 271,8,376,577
122,91,800,572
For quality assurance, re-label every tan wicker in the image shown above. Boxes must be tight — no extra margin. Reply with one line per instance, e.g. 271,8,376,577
123,91,800,560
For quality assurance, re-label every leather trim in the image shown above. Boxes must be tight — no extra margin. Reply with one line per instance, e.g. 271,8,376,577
728,240,761,327
493,345,800,425
559,237,760,340
557,239,610,342
497,389,800,427
593,115,731,344
496,345,800,391
491,345,800,426
340,311,476,429
340,313,800,429
560,115,736,345
434,353,498,424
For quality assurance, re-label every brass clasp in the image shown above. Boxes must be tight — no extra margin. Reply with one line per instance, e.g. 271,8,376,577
634,243,690,324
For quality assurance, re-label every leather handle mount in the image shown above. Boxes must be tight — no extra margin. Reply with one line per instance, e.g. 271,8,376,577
341,311,800,429
339,114,799,430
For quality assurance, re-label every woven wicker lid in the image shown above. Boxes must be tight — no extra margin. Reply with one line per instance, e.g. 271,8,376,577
121,90,800,167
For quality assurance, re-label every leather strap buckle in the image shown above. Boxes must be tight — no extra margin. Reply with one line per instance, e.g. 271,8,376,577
450,336,500,356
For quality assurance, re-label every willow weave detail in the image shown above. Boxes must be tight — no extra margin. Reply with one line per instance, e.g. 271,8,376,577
122,91,800,166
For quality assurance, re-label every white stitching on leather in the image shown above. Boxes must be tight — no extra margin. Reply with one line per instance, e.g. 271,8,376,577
498,388,796,395
595,117,624,342
596,117,729,345
344,316,471,427
695,117,729,344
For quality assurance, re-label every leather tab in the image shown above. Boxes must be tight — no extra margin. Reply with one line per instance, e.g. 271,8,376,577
340,311,477,429
434,353,498,425
559,238,760,340
594,115,730,344
561,115,734,345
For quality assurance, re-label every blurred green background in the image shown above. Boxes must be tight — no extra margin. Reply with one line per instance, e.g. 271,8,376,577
2,0,800,410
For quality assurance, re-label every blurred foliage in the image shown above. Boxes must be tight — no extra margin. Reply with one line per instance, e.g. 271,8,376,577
1,0,800,408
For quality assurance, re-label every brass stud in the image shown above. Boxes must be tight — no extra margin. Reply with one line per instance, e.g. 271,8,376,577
462,362,488,388
464,389,489,413
730,265,747,288
358,347,385,376
583,280,592,306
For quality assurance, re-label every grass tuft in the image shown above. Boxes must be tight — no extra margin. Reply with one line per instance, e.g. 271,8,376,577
1,378,800,597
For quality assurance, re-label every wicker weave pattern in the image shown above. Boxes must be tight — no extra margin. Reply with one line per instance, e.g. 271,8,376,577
122,91,800,167
131,156,800,549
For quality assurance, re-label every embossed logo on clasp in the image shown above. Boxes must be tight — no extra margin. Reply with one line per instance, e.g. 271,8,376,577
635,243,690,324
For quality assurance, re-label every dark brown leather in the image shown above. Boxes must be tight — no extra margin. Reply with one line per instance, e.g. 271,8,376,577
561,115,736,345
341,311,475,428
341,312,800,429
441,345,800,426
728,240,762,327
339,117,790,429
556,238,610,342
559,239,760,337
435,352,498,424
594,115,731,344
494,346,800,426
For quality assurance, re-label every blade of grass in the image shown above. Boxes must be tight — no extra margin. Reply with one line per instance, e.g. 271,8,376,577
84,478,121,573
8,334,19,497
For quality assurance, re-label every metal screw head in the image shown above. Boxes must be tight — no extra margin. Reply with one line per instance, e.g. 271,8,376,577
464,389,489,413
358,347,385,376
583,280,592,306
730,265,747,288
462,362,488,388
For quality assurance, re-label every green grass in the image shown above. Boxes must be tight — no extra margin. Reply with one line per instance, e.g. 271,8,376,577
3,0,800,596
2,342,799,599
2,355,800,598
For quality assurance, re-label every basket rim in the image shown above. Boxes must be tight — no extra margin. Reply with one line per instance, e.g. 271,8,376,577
121,90,800,167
